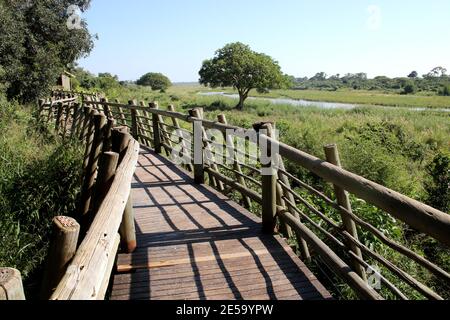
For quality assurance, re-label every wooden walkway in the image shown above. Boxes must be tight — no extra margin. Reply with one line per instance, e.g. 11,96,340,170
110,147,332,300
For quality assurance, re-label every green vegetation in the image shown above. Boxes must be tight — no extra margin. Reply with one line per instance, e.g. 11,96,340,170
213,87,450,109
0,94,83,297
293,66,450,94
0,0,93,102
199,42,290,110
91,82,449,299
137,72,172,92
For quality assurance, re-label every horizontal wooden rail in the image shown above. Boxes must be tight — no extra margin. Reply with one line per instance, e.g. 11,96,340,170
77,92,449,300
260,134,450,247
51,139,140,300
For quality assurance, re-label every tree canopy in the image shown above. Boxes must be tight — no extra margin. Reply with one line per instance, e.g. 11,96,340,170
137,72,172,91
0,0,94,102
199,42,288,109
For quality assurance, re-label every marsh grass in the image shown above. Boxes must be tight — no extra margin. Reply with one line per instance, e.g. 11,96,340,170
0,95,83,298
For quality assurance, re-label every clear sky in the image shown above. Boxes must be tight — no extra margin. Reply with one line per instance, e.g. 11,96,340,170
77,0,450,82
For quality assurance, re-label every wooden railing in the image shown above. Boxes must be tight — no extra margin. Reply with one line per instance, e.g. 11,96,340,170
37,92,140,300
74,91,449,300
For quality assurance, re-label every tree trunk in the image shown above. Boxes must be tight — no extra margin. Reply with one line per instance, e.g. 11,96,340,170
235,91,248,110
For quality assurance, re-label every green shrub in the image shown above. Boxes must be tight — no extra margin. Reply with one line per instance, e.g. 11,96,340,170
403,81,417,94
438,84,450,96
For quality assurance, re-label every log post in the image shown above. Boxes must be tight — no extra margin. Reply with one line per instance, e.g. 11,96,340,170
129,100,139,139
149,102,162,154
70,103,80,139
79,113,107,222
103,118,116,153
115,99,127,127
112,129,137,253
0,268,25,300
101,98,112,119
324,144,366,280
91,152,120,218
112,127,131,163
255,122,277,234
38,99,46,120
217,114,252,209
189,109,205,184
169,105,193,172
55,102,64,133
40,216,80,299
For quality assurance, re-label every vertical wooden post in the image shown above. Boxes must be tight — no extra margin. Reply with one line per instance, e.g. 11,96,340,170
101,98,112,119
115,99,127,127
79,114,107,221
0,268,25,300
38,99,46,120
190,109,204,184
169,105,192,172
256,122,277,234
40,216,80,299
149,102,162,154
217,114,252,209
324,144,366,280
129,100,138,139
79,106,93,142
112,129,137,253
91,152,120,215
102,118,116,153
112,127,131,162
70,103,80,139
55,102,64,133
141,101,154,146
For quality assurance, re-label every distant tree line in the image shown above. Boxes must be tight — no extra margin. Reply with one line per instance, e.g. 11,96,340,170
293,67,450,95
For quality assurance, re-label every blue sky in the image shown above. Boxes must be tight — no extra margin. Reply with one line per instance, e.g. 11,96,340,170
77,0,450,82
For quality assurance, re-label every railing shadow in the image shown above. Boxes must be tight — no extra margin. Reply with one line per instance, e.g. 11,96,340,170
120,147,328,300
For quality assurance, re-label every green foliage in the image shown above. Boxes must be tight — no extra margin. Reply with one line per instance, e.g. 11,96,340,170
402,81,417,94
425,152,450,212
199,42,288,109
438,83,450,96
72,68,120,91
0,0,94,102
136,72,172,91
0,97,83,296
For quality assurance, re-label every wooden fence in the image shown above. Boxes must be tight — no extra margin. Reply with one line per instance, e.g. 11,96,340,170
0,92,140,300
1,89,448,300
72,90,449,300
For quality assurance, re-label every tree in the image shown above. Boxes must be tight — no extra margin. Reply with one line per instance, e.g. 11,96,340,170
425,66,447,78
0,0,94,102
199,42,287,110
403,81,417,94
137,72,172,91
310,72,328,81
408,71,418,78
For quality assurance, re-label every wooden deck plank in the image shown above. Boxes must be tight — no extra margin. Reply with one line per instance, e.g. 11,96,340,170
110,148,332,300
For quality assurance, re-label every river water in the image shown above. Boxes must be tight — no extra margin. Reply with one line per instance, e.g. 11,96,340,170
198,91,450,113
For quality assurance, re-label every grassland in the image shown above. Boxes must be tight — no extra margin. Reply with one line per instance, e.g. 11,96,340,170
0,95,83,297
101,84,449,209
210,87,450,109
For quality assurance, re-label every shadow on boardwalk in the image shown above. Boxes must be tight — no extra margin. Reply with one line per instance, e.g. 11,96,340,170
111,147,332,300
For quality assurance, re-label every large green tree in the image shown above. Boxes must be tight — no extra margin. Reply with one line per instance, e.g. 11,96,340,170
137,72,172,91
199,42,288,110
0,0,94,102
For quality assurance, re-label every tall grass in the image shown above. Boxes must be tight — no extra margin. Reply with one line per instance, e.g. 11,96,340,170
0,95,83,297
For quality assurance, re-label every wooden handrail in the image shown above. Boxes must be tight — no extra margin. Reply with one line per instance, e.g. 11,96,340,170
77,92,449,300
258,133,450,248
50,139,140,300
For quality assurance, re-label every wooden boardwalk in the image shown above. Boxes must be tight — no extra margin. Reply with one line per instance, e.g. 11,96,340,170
110,147,332,300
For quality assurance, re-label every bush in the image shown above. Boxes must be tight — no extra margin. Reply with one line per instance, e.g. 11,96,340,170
438,84,450,96
403,81,417,94
0,99,83,296
425,152,450,212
